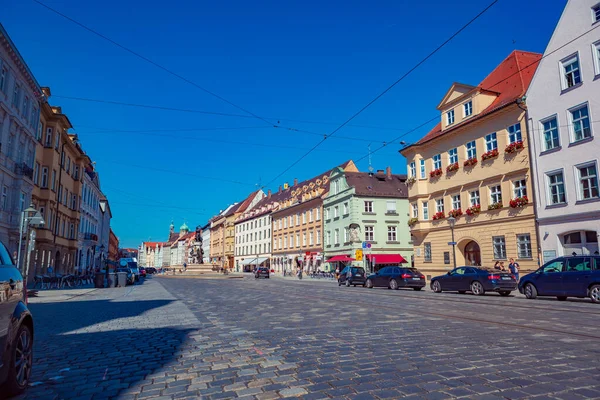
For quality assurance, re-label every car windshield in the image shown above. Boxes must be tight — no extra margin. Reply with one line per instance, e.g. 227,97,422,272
401,268,420,274
351,267,364,273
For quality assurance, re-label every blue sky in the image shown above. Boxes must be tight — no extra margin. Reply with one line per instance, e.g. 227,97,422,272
2,0,565,247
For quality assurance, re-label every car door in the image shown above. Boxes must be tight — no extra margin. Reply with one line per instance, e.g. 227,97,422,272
340,266,348,283
459,267,479,291
0,245,21,371
534,259,565,296
444,267,466,291
561,257,591,297
374,267,389,287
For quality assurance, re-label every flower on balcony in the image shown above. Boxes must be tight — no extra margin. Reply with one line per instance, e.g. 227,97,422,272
432,211,445,220
505,141,524,154
429,168,443,179
406,176,416,185
446,162,459,173
509,196,529,208
481,148,499,161
463,158,478,167
408,217,418,227
465,204,481,216
448,209,463,218
488,201,503,210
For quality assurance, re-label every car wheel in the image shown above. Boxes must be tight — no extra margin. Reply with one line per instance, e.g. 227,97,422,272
470,281,485,296
366,279,373,289
3,323,33,396
389,279,399,290
458,291,466,294
432,281,442,293
499,291,511,297
413,287,422,291
557,296,567,301
524,283,537,299
590,285,600,303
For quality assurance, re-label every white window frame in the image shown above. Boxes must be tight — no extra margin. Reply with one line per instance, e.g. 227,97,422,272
507,123,522,144
41,167,49,188
593,41,600,76
410,161,416,178
309,231,314,246
343,202,349,215
424,243,432,262
309,209,313,222
316,208,321,221
334,229,339,245
485,132,497,151
546,170,567,206
448,148,458,165
411,203,418,218
316,230,321,244
541,115,560,151
569,103,592,143
343,228,348,243
463,101,473,118
386,200,396,213
466,140,476,160
452,194,461,210
513,179,527,198
490,185,502,204
364,201,373,213
325,208,330,220
326,231,331,246
333,205,339,218
364,226,374,242
433,154,441,170
493,236,507,260
517,234,533,259
436,198,444,213
560,53,582,89
419,159,426,179
594,4,600,23
575,161,599,200
446,109,455,125
387,226,397,242
422,201,429,220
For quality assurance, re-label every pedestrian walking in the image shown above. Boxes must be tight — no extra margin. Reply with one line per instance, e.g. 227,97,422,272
335,266,340,280
183,262,187,272
494,261,501,270
509,258,520,281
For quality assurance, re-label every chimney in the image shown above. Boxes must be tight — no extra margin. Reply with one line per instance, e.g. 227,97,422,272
267,189,272,199
376,169,384,177
278,185,282,193
386,166,392,180
294,178,298,186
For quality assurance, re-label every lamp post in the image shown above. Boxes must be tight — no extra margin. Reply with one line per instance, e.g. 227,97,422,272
99,244,106,286
447,216,457,270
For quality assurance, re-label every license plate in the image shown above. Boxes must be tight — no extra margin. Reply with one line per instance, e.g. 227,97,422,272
501,277,511,280
412,277,420,280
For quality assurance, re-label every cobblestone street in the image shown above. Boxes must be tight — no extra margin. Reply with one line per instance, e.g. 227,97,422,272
15,275,600,400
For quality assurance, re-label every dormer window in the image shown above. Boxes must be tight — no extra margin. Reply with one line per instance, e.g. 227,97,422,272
463,101,473,117
446,110,455,125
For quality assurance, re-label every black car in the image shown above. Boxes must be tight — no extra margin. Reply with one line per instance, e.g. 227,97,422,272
0,242,33,396
365,266,425,290
338,266,366,287
518,256,600,303
255,267,270,279
144,267,157,275
431,266,517,296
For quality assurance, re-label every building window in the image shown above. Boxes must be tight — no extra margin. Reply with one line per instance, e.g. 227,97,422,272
513,179,527,198
326,231,331,246
466,140,476,160
594,4,600,22
33,162,40,185
561,55,581,89
309,209,313,222
0,65,6,93
448,148,458,165
436,198,444,213
446,109,455,125
316,230,321,244
12,83,20,109
296,233,300,247
424,243,432,262
387,226,397,242
296,213,300,226
279,219,282,229
334,206,339,218
547,171,566,205
493,236,506,259
419,159,426,179
343,202,349,215
410,161,416,177
41,167,49,188
463,101,473,117
386,200,396,214
517,234,533,259
542,117,560,150
309,231,314,245
325,208,330,220
570,104,592,142
594,42,600,76
470,190,480,207
279,237,282,249
577,163,599,200
364,226,374,241
315,208,320,221
303,232,307,246
302,212,306,224
452,194,461,210
411,203,418,218
1,186,7,210
290,234,294,248
343,228,348,243
508,123,522,144
364,201,373,213
490,185,502,204
432,154,441,170
51,170,56,191
334,229,339,245
485,132,497,151
422,201,429,220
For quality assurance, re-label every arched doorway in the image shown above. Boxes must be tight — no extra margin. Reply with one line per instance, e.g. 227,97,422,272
464,241,481,266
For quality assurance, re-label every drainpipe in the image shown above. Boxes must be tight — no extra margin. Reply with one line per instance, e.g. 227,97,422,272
519,97,542,268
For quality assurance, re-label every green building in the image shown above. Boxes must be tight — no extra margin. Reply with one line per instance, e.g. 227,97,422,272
322,167,413,274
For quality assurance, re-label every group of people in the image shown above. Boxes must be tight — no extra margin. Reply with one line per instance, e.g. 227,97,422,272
494,258,520,281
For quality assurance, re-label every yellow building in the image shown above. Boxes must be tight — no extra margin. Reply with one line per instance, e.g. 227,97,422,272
30,87,90,276
400,51,542,279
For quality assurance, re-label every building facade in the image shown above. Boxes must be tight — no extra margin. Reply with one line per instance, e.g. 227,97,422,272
31,87,89,277
201,222,210,264
98,197,112,260
77,164,102,271
526,0,600,261
108,228,118,261
0,23,41,260
400,51,542,278
223,190,264,270
271,161,358,273
322,167,412,274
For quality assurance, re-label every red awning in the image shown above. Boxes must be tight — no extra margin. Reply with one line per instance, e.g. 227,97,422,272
327,255,356,262
366,254,407,264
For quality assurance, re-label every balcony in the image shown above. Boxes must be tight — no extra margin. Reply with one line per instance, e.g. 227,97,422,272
83,232,98,242
14,162,34,180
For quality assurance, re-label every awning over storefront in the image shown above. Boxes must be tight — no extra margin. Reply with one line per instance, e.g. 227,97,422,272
241,257,268,266
327,255,356,262
366,254,407,264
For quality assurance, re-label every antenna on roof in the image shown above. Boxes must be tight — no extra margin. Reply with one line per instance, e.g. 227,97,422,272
368,143,374,175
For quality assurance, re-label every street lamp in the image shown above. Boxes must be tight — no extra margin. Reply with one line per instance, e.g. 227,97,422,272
447,216,457,270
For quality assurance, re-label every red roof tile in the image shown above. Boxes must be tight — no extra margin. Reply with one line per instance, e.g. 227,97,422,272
415,50,542,145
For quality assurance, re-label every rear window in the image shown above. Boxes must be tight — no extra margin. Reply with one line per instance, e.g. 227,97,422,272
351,267,365,273
401,268,421,274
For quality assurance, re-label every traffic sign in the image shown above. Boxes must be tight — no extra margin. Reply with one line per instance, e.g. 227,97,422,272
355,249,363,261
367,243,372,249
362,242,367,249
448,241,457,245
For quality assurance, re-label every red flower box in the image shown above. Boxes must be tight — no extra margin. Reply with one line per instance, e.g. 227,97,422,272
463,158,478,167
505,141,524,154
448,209,463,218
481,148,499,161
432,211,445,220
446,162,459,173
509,196,529,208
465,204,481,216
488,201,503,210
429,168,443,178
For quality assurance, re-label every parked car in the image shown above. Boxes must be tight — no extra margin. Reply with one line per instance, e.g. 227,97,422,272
116,267,135,285
338,266,367,287
255,267,270,279
139,267,147,278
129,265,140,281
431,266,517,296
0,241,33,396
365,266,425,290
144,267,157,274
518,256,600,303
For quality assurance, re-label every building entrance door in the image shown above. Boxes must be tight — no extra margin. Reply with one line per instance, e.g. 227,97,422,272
464,241,481,266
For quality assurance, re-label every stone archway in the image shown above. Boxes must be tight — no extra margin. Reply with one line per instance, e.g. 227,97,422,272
461,240,481,267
